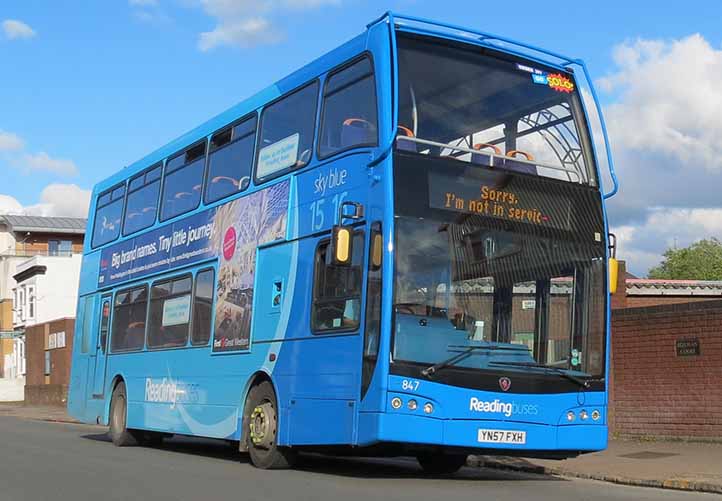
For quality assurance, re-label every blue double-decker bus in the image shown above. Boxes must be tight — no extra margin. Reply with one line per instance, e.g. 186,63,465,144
68,12,619,472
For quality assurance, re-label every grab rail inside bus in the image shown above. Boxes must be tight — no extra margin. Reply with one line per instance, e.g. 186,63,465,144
396,136,582,182
366,12,619,198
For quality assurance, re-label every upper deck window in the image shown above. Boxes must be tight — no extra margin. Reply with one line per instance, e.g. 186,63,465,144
160,142,207,222
319,56,378,158
255,81,319,183
204,115,257,204
123,164,161,236
91,183,126,248
396,36,596,186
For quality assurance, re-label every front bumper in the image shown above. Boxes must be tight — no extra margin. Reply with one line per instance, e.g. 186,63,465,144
369,412,607,454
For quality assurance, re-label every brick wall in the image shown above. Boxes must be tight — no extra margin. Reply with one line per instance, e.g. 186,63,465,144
626,296,719,308
24,318,74,405
610,300,722,439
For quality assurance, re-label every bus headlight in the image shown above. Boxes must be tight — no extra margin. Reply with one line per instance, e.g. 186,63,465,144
391,397,403,410
408,399,418,411
423,403,434,414
580,410,589,421
592,410,601,421
566,411,575,422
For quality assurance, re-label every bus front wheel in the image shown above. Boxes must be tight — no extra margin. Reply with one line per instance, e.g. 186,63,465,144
416,452,468,475
109,381,142,447
245,381,297,469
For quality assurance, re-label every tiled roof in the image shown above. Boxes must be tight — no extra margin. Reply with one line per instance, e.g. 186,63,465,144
0,215,87,234
626,279,722,296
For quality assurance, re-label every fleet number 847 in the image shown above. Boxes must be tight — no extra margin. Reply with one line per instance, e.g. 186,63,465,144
401,379,420,391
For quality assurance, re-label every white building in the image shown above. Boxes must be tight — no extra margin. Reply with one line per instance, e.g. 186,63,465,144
0,215,85,397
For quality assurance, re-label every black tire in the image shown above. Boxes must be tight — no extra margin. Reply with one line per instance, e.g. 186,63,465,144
416,452,468,475
244,381,296,469
109,382,142,447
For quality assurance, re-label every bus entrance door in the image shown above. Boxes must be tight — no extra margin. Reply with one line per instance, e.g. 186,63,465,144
90,294,112,398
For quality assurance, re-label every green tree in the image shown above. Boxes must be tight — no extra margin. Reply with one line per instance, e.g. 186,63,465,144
648,238,722,280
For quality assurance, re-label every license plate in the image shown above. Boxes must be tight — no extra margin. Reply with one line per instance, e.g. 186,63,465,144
477,429,526,444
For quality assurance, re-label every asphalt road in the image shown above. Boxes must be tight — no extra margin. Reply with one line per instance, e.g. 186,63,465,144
0,416,717,501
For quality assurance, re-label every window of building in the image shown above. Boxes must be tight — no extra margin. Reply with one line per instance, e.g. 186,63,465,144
123,164,162,235
192,269,215,346
319,57,378,158
111,285,148,352
255,81,319,183
44,350,51,376
148,275,192,349
92,184,126,248
160,142,207,222
312,231,364,333
204,116,257,204
27,285,35,319
48,239,73,256
17,288,24,322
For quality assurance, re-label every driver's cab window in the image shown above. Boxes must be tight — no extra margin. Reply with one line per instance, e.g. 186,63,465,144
312,232,364,333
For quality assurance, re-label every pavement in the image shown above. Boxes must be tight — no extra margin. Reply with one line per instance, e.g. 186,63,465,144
471,439,722,495
2,402,721,496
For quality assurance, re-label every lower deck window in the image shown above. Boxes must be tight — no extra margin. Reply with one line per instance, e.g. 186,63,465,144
148,276,192,349
111,286,149,352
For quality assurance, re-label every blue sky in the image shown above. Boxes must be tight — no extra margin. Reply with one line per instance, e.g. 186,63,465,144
2,1,722,275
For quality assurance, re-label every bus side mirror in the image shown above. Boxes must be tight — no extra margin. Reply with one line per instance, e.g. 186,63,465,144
608,232,618,295
371,232,383,271
332,225,353,265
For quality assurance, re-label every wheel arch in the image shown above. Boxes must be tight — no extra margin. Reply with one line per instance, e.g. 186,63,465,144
102,373,127,426
238,370,279,451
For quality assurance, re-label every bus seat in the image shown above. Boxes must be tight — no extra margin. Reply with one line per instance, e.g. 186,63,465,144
212,175,240,188
471,143,501,167
295,149,311,167
396,125,417,152
341,118,375,149
503,150,537,175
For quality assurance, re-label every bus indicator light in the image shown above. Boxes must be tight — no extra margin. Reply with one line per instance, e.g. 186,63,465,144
391,397,403,410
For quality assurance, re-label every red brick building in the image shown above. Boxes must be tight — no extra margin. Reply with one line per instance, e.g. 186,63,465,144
24,318,74,405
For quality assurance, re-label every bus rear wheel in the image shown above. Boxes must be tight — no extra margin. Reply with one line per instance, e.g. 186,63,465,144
245,381,296,469
416,452,468,475
109,381,142,447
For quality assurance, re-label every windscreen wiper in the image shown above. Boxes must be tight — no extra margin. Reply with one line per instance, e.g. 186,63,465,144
421,345,529,378
488,361,590,388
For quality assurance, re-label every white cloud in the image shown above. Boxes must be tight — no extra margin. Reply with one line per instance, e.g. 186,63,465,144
2,19,36,40
0,195,24,215
0,184,90,219
600,34,722,171
17,152,78,176
597,34,722,276
199,17,280,51
0,130,24,151
192,0,339,51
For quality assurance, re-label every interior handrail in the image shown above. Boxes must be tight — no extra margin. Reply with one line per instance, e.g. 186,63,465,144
398,136,583,182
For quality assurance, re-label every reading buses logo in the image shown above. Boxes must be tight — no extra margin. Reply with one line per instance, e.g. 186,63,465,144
469,397,539,417
145,378,199,408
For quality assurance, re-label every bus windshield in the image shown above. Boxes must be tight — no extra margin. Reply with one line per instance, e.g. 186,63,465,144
396,35,597,186
391,159,607,381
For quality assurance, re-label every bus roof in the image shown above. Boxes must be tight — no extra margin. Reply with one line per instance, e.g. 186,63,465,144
93,12,584,196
